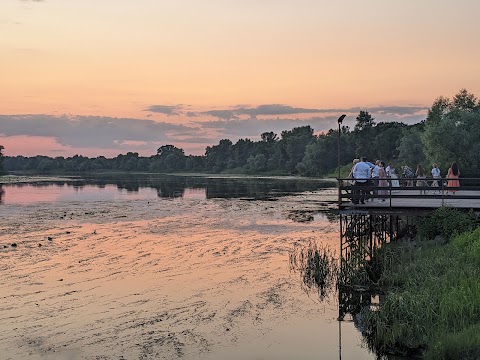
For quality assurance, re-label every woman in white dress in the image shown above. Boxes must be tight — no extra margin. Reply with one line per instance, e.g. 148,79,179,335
389,165,400,191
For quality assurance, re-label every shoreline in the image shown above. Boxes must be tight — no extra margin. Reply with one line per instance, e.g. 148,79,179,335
0,175,78,184
0,172,337,184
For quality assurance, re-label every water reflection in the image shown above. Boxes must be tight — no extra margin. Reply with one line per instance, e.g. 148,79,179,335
0,175,335,204
290,240,387,359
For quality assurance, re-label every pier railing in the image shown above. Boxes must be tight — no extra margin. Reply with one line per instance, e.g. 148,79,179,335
337,177,480,208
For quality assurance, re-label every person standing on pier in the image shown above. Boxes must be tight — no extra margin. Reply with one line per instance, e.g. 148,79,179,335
447,162,460,195
431,163,441,194
416,164,428,194
371,160,381,197
352,156,372,204
389,164,400,191
378,161,388,202
402,165,415,187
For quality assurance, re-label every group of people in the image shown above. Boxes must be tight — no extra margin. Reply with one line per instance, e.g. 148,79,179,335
348,157,395,204
348,158,461,204
411,162,460,195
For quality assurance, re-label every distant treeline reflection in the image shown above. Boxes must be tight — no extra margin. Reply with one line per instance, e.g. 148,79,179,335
7,175,334,199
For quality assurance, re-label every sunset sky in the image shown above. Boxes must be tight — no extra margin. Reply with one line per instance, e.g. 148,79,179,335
1,0,480,157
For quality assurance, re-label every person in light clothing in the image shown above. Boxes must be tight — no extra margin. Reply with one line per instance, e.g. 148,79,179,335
431,163,441,194
352,156,372,204
377,161,389,202
389,164,400,191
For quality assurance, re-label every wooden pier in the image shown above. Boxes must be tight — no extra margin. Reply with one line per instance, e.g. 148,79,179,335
336,178,480,277
337,177,480,211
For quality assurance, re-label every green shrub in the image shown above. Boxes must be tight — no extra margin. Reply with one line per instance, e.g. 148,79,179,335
416,207,478,241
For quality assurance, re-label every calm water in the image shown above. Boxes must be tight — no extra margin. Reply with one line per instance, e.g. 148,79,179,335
0,174,335,204
0,175,375,360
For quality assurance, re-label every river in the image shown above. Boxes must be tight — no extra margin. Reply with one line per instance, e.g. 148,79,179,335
0,174,376,360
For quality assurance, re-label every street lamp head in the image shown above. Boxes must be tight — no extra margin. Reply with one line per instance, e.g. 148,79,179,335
338,114,346,124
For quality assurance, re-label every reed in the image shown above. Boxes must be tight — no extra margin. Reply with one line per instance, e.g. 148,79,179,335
289,240,338,300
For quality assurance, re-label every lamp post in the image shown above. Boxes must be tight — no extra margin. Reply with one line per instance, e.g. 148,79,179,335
337,114,346,179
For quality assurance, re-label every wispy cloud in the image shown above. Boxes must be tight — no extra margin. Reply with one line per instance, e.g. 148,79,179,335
194,112,427,140
0,114,194,150
236,104,323,117
183,104,427,120
366,106,426,116
143,104,183,116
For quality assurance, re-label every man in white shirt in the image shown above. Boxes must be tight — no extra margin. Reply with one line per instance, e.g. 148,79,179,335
352,157,372,204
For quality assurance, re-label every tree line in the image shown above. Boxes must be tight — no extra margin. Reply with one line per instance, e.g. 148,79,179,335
2,89,479,177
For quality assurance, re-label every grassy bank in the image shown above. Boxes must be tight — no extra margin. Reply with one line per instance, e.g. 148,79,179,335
361,208,480,359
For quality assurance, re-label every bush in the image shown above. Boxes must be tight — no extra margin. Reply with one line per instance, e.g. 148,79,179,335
416,206,478,241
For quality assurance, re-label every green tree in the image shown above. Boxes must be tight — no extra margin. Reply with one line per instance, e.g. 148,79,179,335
185,155,205,172
229,138,255,169
279,126,315,174
397,127,426,168
452,88,478,112
426,96,452,124
155,145,186,171
353,111,376,159
246,154,267,173
205,139,232,172
372,122,405,161
297,130,337,176
260,131,278,143
157,145,183,157
423,89,480,173
354,110,375,132
123,157,138,171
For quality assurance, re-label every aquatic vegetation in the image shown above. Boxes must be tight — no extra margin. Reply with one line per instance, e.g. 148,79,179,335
289,240,338,300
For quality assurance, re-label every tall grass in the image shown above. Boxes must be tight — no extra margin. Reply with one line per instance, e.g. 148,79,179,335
361,226,480,358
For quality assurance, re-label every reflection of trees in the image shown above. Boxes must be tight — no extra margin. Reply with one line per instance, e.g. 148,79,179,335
82,175,333,200
2,175,335,201
0,184,4,204
156,177,187,198
205,178,333,199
